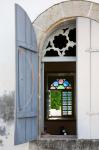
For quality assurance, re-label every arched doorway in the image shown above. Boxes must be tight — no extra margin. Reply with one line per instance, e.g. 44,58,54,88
39,16,99,139
42,20,76,135
32,1,99,140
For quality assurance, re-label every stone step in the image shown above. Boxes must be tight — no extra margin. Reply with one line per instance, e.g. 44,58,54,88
29,137,99,150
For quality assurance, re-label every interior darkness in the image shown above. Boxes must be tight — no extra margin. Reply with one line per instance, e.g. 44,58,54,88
68,28,76,42
45,49,59,56
46,41,52,49
44,62,76,135
64,45,76,56
53,34,68,49
45,28,76,57
62,28,69,33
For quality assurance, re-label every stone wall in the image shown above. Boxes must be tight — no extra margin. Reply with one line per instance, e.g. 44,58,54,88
29,139,99,150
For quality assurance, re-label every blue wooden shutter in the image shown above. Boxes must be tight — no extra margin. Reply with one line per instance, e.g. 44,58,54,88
15,4,38,145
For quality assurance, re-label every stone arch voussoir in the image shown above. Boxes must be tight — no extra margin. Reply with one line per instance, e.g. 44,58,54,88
32,0,99,50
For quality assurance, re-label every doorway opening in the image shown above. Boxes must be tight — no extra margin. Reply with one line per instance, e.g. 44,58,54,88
44,62,76,135
41,19,76,136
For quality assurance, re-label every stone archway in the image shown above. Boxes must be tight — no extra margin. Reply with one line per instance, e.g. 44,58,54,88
32,0,99,137
29,1,99,149
32,0,99,50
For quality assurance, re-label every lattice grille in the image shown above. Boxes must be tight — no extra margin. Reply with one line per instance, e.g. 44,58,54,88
43,23,76,57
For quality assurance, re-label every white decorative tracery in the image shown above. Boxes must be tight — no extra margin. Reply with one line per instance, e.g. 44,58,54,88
43,22,76,57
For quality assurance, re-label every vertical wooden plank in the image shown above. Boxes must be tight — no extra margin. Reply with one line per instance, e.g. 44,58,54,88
25,50,32,141
31,118,38,139
15,48,26,145
31,27,37,51
30,51,38,140
16,5,26,43
25,50,38,141
91,20,99,139
18,48,26,111
26,15,32,46
25,13,35,141
77,17,90,139
31,52,38,113
18,48,26,140
15,119,26,144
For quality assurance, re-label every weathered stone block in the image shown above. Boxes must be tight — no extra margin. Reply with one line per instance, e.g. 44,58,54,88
34,4,64,32
61,1,91,18
29,139,99,150
89,3,99,22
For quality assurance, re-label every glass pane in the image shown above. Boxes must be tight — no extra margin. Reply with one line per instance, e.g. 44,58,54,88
63,101,68,105
63,81,69,87
68,101,72,105
57,85,65,89
63,106,68,110
48,77,73,119
50,86,56,89
63,111,68,115
68,106,72,111
59,79,64,84
50,79,72,90
53,81,58,87
62,97,68,100
68,97,72,101
62,92,68,96
49,90,61,117
68,92,72,96
68,111,72,115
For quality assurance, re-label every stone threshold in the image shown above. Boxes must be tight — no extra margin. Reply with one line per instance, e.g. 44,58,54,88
40,135,77,140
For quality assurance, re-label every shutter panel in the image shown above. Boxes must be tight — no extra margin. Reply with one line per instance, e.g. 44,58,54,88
91,20,99,139
15,4,38,145
77,17,90,139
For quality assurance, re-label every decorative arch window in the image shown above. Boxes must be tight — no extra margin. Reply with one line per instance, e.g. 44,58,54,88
47,74,74,120
50,79,72,90
43,21,76,57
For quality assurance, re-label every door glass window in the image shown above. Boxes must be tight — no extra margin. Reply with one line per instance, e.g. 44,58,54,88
47,75,74,120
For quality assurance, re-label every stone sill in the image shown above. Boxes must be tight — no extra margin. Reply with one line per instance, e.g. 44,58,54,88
40,135,77,141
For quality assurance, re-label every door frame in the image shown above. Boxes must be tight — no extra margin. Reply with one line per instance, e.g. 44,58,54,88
33,0,99,140
39,57,76,136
